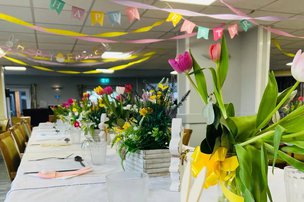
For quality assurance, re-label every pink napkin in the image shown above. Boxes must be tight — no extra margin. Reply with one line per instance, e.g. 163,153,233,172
37,167,93,179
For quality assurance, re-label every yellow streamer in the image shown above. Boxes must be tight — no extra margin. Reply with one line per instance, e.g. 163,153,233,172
3,53,155,74
191,146,244,202
0,13,165,38
272,38,295,58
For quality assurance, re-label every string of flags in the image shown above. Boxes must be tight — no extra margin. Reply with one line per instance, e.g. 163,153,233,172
49,0,140,25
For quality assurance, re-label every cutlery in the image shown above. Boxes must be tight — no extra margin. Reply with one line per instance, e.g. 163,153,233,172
74,156,85,167
24,169,78,174
29,153,74,161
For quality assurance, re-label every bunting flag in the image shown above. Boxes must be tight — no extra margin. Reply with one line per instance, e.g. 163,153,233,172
240,20,252,32
72,6,85,20
197,26,209,40
91,11,104,26
126,7,140,23
50,0,65,14
108,11,122,25
213,27,224,41
166,12,182,27
180,20,196,34
228,24,238,39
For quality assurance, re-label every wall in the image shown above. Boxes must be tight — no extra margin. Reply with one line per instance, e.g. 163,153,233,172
5,75,165,108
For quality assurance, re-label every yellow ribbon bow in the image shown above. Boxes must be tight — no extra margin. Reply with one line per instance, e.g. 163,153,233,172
191,146,244,202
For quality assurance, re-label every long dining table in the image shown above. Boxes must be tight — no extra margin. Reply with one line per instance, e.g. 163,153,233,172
4,122,287,202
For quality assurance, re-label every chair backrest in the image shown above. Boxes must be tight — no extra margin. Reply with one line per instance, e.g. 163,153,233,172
9,124,27,154
0,131,21,181
0,119,9,132
182,129,193,146
11,116,31,126
20,120,31,139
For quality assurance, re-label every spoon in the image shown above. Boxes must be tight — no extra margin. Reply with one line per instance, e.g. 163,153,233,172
74,156,85,167
64,138,70,143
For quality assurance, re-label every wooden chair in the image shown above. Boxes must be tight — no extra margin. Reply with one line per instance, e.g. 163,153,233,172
0,119,9,132
9,124,27,155
182,129,193,146
11,116,31,127
0,131,21,181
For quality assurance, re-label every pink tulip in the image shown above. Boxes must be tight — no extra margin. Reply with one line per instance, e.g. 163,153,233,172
291,49,304,82
103,86,113,95
209,43,221,62
168,51,193,73
67,98,74,104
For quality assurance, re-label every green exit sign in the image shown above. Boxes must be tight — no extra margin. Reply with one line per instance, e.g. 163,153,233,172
100,78,110,84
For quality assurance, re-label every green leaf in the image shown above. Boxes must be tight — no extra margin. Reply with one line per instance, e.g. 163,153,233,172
261,145,273,202
279,114,304,133
256,72,278,129
284,140,304,149
190,51,208,104
227,115,256,142
281,145,304,154
200,123,222,154
225,103,235,117
235,145,255,202
217,35,229,88
272,125,285,173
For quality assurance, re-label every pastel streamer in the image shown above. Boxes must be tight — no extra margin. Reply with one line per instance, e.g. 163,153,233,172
111,0,283,21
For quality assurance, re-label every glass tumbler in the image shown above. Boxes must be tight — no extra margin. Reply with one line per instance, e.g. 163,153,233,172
284,166,304,202
106,172,149,202
89,140,107,165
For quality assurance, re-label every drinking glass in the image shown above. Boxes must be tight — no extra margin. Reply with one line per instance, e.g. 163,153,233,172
70,127,81,144
106,172,149,202
284,166,304,202
89,140,107,165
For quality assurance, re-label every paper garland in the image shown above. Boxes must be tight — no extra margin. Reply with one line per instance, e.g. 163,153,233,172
3,52,155,74
272,39,295,58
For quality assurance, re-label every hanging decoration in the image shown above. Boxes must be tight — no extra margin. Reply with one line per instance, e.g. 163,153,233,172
272,39,295,58
91,11,104,26
126,7,140,23
180,20,196,34
72,6,85,20
197,26,209,40
239,20,252,32
213,27,224,41
49,0,65,14
111,0,283,21
166,12,182,27
228,24,238,39
107,11,122,25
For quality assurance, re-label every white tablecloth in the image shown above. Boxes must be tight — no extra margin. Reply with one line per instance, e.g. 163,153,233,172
4,124,286,202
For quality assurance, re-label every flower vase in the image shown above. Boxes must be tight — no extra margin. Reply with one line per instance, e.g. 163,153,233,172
284,166,304,202
89,140,107,165
70,127,81,144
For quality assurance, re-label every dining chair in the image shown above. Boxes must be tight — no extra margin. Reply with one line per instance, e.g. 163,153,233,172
9,124,27,155
11,116,31,126
20,119,31,139
182,129,193,146
0,119,9,132
0,131,21,181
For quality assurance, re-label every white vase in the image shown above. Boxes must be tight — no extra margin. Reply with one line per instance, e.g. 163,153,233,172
70,127,81,144
284,166,304,202
89,140,107,165
125,149,171,177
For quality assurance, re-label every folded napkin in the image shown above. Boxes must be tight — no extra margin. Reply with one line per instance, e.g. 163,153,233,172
37,167,93,179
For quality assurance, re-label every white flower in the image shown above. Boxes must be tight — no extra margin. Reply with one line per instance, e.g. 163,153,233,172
116,86,125,95
123,104,132,110
291,49,304,82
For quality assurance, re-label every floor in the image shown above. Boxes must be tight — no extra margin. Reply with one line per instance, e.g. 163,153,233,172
0,154,10,202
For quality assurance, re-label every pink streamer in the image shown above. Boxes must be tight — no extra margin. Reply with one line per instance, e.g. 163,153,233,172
111,0,283,21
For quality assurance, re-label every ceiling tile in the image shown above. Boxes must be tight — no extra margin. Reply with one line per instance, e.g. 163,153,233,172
0,0,30,7
213,0,276,10
261,0,304,14
32,0,94,10
272,15,304,30
35,23,82,32
0,21,35,33
0,32,36,43
250,10,294,25
0,5,32,21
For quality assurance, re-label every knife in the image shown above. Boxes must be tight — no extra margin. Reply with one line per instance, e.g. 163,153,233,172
24,169,79,174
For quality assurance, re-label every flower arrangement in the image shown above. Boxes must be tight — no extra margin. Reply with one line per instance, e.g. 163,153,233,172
169,36,304,201
111,79,186,160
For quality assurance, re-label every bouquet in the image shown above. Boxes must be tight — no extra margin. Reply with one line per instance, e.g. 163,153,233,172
169,35,304,201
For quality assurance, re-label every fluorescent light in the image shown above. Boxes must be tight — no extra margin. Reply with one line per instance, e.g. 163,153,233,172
286,62,293,66
170,71,178,75
4,66,27,71
101,52,131,59
161,0,216,5
96,69,115,74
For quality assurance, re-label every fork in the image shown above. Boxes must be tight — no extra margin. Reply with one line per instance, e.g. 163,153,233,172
29,153,74,161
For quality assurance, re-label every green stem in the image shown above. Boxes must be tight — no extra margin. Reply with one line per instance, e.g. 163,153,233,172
239,130,275,147
256,81,300,131
281,130,304,140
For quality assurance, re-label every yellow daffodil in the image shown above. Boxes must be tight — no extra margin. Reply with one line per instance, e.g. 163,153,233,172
94,86,103,95
98,99,105,107
123,122,131,129
149,95,157,100
139,108,148,116
115,137,121,144
149,89,155,93
158,83,169,91
72,108,78,113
